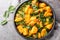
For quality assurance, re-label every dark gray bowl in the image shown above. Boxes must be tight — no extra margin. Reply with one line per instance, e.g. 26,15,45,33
14,0,56,40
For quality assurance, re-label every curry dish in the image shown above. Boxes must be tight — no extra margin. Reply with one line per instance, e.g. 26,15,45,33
14,0,54,39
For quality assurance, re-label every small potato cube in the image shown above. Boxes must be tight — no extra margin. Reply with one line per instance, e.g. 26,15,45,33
39,8,43,12
40,21,43,28
44,12,52,17
44,6,51,12
44,18,49,25
17,25,23,34
15,16,23,22
45,23,53,30
41,29,47,37
32,0,37,5
31,26,38,34
24,14,30,24
28,8,33,14
38,33,41,38
29,26,38,36
29,21,36,26
44,22,49,26
30,16,36,21
24,5,30,14
39,3,46,8
23,28,28,36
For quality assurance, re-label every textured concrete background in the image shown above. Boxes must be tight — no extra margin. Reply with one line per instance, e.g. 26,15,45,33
0,0,60,40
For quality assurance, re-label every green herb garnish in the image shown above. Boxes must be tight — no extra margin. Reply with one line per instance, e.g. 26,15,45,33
1,20,7,25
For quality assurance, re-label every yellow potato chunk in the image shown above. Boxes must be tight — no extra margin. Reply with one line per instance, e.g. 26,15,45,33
24,14,30,24
29,26,38,36
28,8,33,14
45,23,53,30
30,16,36,21
15,15,23,22
44,18,49,25
45,6,51,12
44,22,49,26
23,28,28,36
24,5,30,14
40,21,43,28
38,33,41,39
32,0,37,5
29,21,36,26
41,29,47,37
44,12,52,17
17,25,23,34
39,8,43,12
39,3,46,8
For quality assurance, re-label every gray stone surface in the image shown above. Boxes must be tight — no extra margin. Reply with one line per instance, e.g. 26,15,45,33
0,0,60,40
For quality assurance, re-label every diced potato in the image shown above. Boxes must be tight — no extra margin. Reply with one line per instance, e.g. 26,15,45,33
24,14,30,24
44,6,51,12
15,16,23,22
39,3,46,8
44,22,49,26
44,12,52,17
24,5,30,14
41,29,47,37
17,25,23,34
32,0,37,5
16,14,20,17
40,21,43,28
44,18,49,25
46,18,49,22
30,16,36,21
29,21,36,26
31,26,38,34
39,8,43,12
45,23,53,30
23,28,28,36
28,8,33,14
38,33,41,38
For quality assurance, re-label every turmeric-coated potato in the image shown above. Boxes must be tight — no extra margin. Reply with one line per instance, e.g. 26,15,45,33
32,0,37,5
41,29,47,37
24,14,30,24
44,18,49,25
23,28,28,36
38,33,41,38
17,25,23,34
44,12,52,17
28,8,33,14
39,3,46,8
44,6,51,12
45,23,53,30
30,26,38,34
30,16,36,21
24,5,30,14
40,21,43,28
15,16,23,22
29,21,36,26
